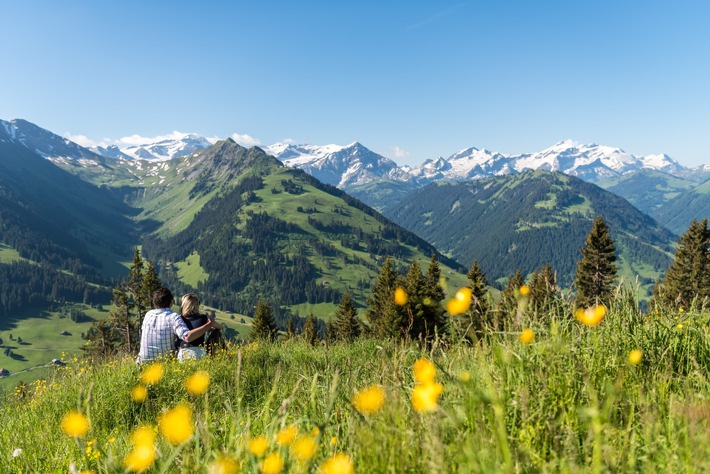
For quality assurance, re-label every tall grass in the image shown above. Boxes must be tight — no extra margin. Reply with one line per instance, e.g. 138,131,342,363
2,300,710,472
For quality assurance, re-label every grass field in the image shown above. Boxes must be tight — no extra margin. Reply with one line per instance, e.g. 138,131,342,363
2,295,709,472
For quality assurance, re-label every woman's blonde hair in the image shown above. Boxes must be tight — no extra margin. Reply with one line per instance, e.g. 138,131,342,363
181,293,200,317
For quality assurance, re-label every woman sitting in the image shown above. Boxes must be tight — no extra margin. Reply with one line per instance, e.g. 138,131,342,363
177,293,223,361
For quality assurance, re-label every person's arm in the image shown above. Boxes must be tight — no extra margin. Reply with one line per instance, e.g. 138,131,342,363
183,315,217,342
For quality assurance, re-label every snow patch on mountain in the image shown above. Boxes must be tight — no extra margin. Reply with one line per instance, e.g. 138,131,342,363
119,133,212,161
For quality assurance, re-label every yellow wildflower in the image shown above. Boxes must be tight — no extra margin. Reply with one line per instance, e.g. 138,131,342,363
185,370,210,396
158,404,194,445
291,435,318,462
394,287,407,306
260,452,283,474
458,370,471,382
61,411,89,438
131,385,148,403
677,323,684,330
330,436,338,446
446,287,472,315
123,443,156,472
413,358,436,385
575,305,606,327
351,385,386,415
276,425,298,446
679,307,685,313
412,382,444,412
519,328,535,344
140,363,164,386
248,435,269,457
310,426,320,437
628,349,643,365
208,455,240,474
131,425,156,447
519,285,530,296
320,453,354,474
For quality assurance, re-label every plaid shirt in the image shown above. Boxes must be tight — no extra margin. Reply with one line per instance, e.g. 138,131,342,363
137,308,191,363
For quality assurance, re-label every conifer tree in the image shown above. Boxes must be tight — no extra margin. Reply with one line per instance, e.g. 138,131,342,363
574,216,617,308
249,300,278,342
332,293,361,342
366,257,402,339
127,249,146,321
423,254,447,336
656,218,710,309
497,269,524,329
286,317,297,339
455,260,490,340
301,313,319,346
529,263,559,318
141,260,162,313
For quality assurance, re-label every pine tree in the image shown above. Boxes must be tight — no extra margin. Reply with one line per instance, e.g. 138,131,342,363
657,219,710,309
141,260,162,313
454,260,490,340
366,257,402,339
574,216,617,308
250,301,278,342
332,293,361,342
127,249,146,321
529,263,559,319
301,313,319,346
422,254,447,337
497,269,524,330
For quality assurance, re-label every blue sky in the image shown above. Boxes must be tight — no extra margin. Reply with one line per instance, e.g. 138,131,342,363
2,1,709,166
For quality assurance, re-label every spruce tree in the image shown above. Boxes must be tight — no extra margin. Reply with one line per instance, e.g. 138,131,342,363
250,300,278,342
455,260,490,340
301,314,319,346
332,293,361,342
366,257,401,339
657,218,710,309
497,269,524,330
529,263,559,318
141,260,162,313
574,216,617,308
423,254,447,337
127,249,146,321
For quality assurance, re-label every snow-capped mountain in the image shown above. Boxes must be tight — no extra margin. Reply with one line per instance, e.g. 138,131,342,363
264,141,411,188
409,140,685,185
119,133,212,161
89,145,133,160
0,118,104,166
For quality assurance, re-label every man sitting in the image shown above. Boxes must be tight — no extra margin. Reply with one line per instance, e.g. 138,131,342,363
137,287,218,363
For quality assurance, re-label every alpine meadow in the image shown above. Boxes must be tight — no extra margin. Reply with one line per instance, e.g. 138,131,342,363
3,2,710,472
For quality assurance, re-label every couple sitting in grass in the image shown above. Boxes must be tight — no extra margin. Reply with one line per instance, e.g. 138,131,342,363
137,287,223,363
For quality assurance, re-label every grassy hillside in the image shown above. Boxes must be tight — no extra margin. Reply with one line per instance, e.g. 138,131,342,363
384,171,676,296
598,169,696,216
651,178,710,235
2,301,710,472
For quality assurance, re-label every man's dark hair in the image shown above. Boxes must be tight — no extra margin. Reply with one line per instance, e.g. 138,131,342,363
152,287,174,309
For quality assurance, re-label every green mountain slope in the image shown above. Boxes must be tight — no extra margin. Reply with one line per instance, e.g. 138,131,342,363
383,170,676,295
345,179,418,212
598,169,696,217
651,179,710,235
94,140,467,321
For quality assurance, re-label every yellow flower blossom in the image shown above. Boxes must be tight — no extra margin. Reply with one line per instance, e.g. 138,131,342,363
413,358,436,385
185,370,210,396
458,370,471,382
260,452,283,474
351,385,386,415
519,328,535,344
291,435,318,462
310,426,320,437
446,287,472,315
140,363,164,386
276,425,299,446
123,443,156,472
320,453,354,474
131,385,148,403
628,349,643,365
412,382,444,412
394,287,408,306
330,436,338,446
519,285,530,296
575,305,606,327
131,425,156,447
61,411,89,438
248,435,269,457
677,323,684,330
158,404,194,445
208,455,240,474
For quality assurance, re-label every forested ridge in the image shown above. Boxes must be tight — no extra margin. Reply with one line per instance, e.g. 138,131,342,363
385,171,676,287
